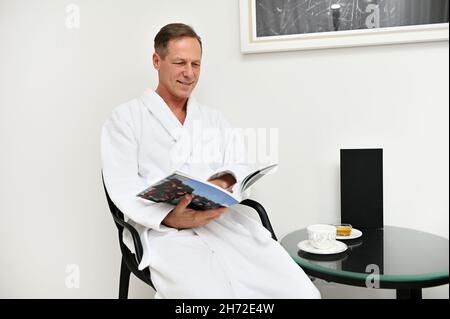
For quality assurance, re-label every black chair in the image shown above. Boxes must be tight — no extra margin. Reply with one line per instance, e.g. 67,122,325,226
102,175,277,299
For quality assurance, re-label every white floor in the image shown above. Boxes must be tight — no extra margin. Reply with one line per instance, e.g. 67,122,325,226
315,279,449,299
126,275,448,299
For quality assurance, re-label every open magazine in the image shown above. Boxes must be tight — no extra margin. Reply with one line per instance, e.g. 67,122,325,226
137,164,278,210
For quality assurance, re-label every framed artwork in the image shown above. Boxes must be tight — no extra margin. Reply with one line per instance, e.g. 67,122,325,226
239,0,449,53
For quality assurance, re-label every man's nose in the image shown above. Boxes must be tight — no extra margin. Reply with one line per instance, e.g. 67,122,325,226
183,64,195,78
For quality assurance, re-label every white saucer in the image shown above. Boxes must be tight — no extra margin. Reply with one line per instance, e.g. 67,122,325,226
336,228,363,240
297,240,348,255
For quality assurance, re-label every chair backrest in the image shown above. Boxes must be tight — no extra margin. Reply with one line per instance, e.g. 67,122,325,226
102,174,154,288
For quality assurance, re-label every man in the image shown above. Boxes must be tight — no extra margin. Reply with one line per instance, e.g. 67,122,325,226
101,23,320,298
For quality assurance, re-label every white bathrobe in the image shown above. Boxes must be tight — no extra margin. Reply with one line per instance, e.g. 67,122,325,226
101,89,320,299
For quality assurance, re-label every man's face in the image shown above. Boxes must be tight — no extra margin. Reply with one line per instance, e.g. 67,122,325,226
153,37,202,101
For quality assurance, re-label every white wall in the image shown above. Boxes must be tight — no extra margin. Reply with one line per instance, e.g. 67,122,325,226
0,0,448,299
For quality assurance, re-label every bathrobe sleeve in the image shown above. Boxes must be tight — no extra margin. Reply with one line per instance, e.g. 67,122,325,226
207,112,255,186
101,104,174,231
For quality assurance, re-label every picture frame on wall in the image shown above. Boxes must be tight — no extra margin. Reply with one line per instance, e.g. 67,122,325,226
239,0,449,54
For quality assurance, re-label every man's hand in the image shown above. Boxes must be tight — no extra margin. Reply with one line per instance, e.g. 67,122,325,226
208,173,236,193
162,194,228,229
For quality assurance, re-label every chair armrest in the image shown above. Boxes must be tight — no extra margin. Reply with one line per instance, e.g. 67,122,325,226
111,199,277,263
102,173,145,265
240,199,277,241
111,214,145,264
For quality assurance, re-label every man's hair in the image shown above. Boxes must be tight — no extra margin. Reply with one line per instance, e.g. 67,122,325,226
154,23,202,59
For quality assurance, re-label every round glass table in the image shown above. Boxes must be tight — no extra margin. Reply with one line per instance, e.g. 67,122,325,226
280,226,449,299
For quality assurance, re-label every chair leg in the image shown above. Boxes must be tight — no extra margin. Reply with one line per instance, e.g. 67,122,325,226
119,257,131,299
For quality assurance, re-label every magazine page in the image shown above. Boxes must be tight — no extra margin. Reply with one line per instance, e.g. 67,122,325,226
241,163,278,192
137,172,239,211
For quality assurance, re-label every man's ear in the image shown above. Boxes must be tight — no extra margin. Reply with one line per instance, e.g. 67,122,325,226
152,52,160,70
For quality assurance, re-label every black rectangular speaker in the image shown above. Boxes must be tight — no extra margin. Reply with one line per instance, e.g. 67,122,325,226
340,149,383,229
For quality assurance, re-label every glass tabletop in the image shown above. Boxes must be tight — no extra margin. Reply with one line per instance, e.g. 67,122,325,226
280,226,449,289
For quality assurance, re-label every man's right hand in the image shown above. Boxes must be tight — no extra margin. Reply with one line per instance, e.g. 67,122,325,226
161,194,228,229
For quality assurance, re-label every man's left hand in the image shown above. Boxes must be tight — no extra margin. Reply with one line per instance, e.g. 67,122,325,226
208,174,236,193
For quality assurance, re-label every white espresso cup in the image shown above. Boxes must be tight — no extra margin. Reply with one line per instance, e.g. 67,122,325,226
307,224,337,250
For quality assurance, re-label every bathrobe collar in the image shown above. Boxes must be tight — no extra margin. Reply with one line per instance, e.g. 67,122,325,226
140,89,199,142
